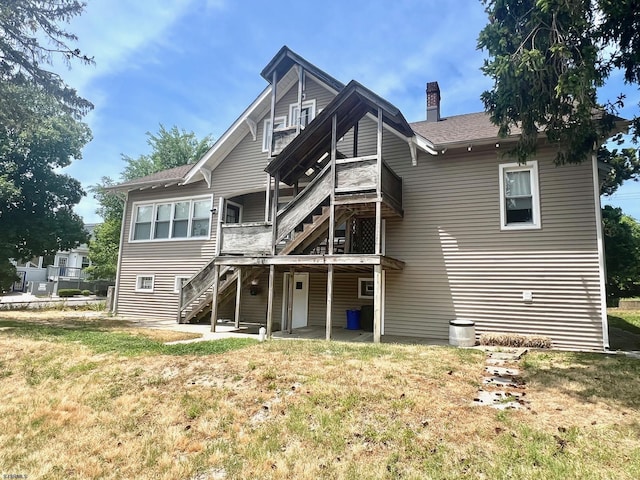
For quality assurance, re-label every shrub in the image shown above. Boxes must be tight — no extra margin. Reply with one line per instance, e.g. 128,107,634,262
58,289,81,298
81,290,92,296
479,332,552,348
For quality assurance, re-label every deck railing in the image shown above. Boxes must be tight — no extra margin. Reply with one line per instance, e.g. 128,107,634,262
46,265,88,281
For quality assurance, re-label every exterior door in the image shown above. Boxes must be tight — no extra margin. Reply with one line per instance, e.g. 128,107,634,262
283,273,309,329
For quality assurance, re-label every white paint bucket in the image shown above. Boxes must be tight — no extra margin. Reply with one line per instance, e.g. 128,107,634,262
449,319,476,347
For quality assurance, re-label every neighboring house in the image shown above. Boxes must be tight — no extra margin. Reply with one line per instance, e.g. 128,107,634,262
109,46,613,350
10,224,96,292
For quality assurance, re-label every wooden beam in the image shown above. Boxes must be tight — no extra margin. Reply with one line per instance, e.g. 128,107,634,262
210,264,220,333
375,107,383,256
266,265,275,339
296,65,303,135
326,265,334,340
268,71,277,158
271,173,279,255
328,113,337,255
373,264,382,343
353,121,359,157
287,267,294,334
214,254,405,268
176,282,183,324
215,196,224,256
264,174,272,222
234,268,242,329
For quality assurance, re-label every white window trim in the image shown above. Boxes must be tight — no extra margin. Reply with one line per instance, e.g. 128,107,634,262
358,277,374,299
289,99,317,129
174,275,191,294
129,194,213,243
262,116,287,152
499,161,541,230
135,275,155,293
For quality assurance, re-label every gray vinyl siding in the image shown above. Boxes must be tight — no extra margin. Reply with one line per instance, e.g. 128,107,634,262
117,181,216,319
382,136,604,350
116,77,338,320
211,77,336,199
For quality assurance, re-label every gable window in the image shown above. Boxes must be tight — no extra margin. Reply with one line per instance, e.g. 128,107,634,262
289,100,316,129
130,196,212,242
262,116,287,152
135,275,155,292
499,161,541,230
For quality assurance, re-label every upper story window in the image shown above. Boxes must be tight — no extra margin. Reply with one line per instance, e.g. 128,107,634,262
131,196,212,242
499,161,541,230
225,201,242,224
262,116,287,152
289,99,316,129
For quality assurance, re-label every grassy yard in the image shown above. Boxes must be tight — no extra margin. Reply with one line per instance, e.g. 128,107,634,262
608,309,640,351
0,310,639,479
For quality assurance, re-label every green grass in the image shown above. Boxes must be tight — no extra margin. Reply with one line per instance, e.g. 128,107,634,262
608,310,640,334
0,319,257,356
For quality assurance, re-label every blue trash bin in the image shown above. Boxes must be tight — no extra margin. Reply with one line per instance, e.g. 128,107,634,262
346,309,361,330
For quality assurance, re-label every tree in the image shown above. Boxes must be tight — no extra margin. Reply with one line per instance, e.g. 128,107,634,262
0,83,92,284
0,0,93,288
477,0,640,170
602,206,640,300
87,126,213,280
0,0,93,117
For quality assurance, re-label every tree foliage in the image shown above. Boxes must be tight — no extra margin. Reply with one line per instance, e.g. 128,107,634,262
0,0,93,117
0,0,93,289
602,206,640,300
0,83,91,283
87,125,213,280
478,0,640,167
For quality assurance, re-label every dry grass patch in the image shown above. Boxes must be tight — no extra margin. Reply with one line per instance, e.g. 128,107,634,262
0,315,639,479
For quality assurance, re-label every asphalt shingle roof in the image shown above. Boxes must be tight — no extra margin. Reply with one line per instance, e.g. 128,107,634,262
410,112,521,147
112,163,195,189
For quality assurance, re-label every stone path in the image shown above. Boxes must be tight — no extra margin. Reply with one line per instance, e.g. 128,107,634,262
473,348,530,410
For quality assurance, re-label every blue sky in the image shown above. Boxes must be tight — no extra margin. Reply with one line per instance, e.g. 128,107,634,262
55,0,640,223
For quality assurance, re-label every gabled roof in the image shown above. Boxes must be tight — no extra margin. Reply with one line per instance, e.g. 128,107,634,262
410,112,521,149
261,45,344,92
265,80,414,185
107,164,194,191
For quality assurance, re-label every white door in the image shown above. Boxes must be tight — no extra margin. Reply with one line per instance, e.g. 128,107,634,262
283,273,309,329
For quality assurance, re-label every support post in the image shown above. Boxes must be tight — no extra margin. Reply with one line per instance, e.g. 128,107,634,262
287,267,295,334
328,114,337,255
326,265,334,340
210,264,220,333
375,107,383,255
176,283,183,323
266,265,275,339
271,173,280,254
296,65,303,135
373,265,382,343
234,268,242,329
264,174,272,221
216,196,224,256
353,121,359,157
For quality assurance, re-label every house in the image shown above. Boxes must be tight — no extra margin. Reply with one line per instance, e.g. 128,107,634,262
109,46,610,350
10,224,96,293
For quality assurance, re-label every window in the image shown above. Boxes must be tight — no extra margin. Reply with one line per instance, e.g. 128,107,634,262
358,278,374,299
225,201,242,224
135,275,154,292
130,196,212,241
262,116,287,152
499,161,541,230
81,256,90,269
174,275,190,293
289,100,316,129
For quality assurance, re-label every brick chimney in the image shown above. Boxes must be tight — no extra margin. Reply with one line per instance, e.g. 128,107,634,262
426,81,440,122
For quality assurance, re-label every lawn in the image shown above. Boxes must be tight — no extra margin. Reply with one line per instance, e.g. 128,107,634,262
607,309,640,351
0,310,639,479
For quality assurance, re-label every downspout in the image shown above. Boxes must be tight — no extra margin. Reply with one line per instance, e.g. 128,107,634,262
592,151,609,349
112,191,129,315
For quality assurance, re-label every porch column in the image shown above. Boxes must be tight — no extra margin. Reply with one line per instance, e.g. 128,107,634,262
266,265,275,339
373,265,382,343
234,268,242,329
375,107,383,255
210,264,220,333
326,265,334,340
